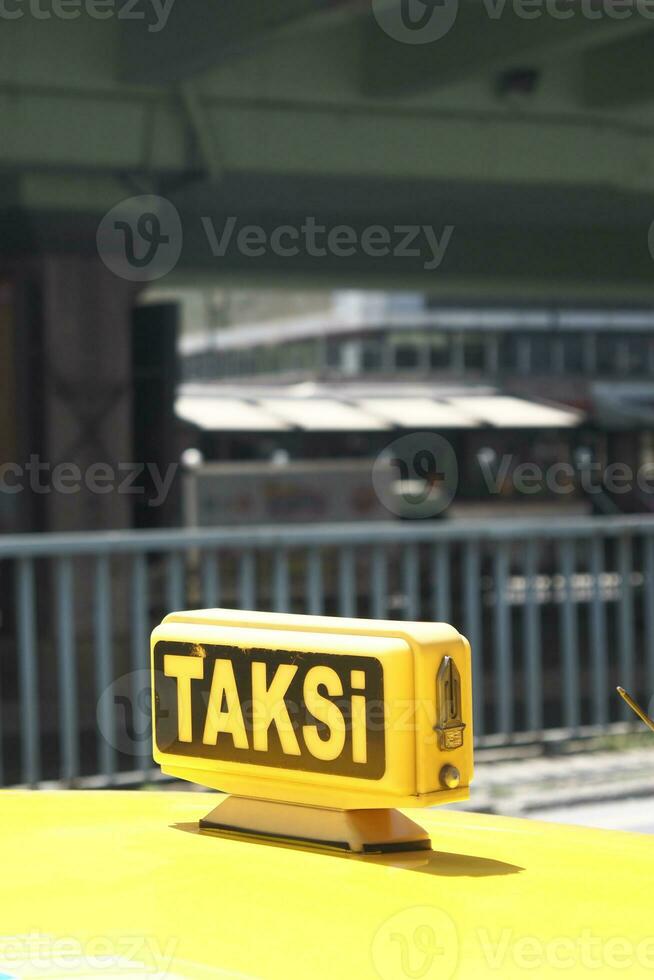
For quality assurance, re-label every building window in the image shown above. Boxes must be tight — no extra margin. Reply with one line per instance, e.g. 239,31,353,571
462,333,485,371
326,340,342,369
596,335,621,376
388,330,427,371
394,343,420,369
362,338,384,372
500,334,533,375
341,340,362,375
561,334,584,374
528,334,552,374
623,335,647,377
256,345,279,374
429,333,451,369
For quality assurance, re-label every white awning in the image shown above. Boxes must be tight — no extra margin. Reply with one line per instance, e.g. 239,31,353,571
445,396,582,428
176,395,291,432
255,398,389,431
177,386,583,433
357,397,480,428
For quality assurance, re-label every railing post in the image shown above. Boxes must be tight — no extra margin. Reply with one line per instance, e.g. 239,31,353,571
94,554,115,781
617,534,635,718
645,534,654,712
402,544,419,621
238,551,256,610
463,541,483,738
371,545,387,620
17,558,40,786
432,542,451,622
131,552,150,777
338,547,356,618
558,539,580,732
166,552,185,612
57,556,78,783
273,549,290,612
201,551,221,608
306,548,324,616
493,541,513,737
590,535,608,727
523,540,542,733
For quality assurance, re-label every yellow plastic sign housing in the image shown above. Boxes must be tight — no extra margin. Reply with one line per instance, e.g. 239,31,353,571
152,608,473,810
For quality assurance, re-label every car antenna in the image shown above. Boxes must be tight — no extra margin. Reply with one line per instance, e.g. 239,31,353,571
617,687,654,734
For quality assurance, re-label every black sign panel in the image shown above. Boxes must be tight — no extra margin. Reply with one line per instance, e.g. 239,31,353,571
154,641,386,779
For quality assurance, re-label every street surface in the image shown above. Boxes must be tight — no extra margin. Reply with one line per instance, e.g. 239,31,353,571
447,745,654,834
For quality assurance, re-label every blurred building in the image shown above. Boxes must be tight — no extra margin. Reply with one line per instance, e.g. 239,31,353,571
179,291,654,398
170,289,654,524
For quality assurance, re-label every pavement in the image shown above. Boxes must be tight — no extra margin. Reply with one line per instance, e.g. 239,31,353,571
528,797,654,833
447,744,654,834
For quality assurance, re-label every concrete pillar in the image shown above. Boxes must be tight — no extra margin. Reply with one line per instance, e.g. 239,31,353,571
0,255,141,750
37,254,136,531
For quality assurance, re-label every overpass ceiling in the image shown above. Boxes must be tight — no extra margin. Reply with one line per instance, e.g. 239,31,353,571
2,2,654,299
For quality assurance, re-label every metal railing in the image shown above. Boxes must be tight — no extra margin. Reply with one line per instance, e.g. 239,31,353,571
1,514,654,787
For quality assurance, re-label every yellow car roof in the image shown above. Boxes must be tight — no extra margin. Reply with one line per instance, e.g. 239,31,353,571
1,790,652,980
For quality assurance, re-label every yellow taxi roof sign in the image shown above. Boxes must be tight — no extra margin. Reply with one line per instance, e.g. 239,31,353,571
151,608,473,812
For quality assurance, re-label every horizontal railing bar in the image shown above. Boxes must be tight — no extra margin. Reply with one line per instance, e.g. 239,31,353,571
0,514,653,558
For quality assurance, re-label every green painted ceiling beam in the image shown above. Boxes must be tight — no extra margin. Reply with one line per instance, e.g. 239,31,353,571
1,7,654,301
583,29,654,106
3,88,654,190
118,0,343,84
362,3,653,97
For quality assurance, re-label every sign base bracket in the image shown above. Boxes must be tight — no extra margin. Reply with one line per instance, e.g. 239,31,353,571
199,795,432,854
